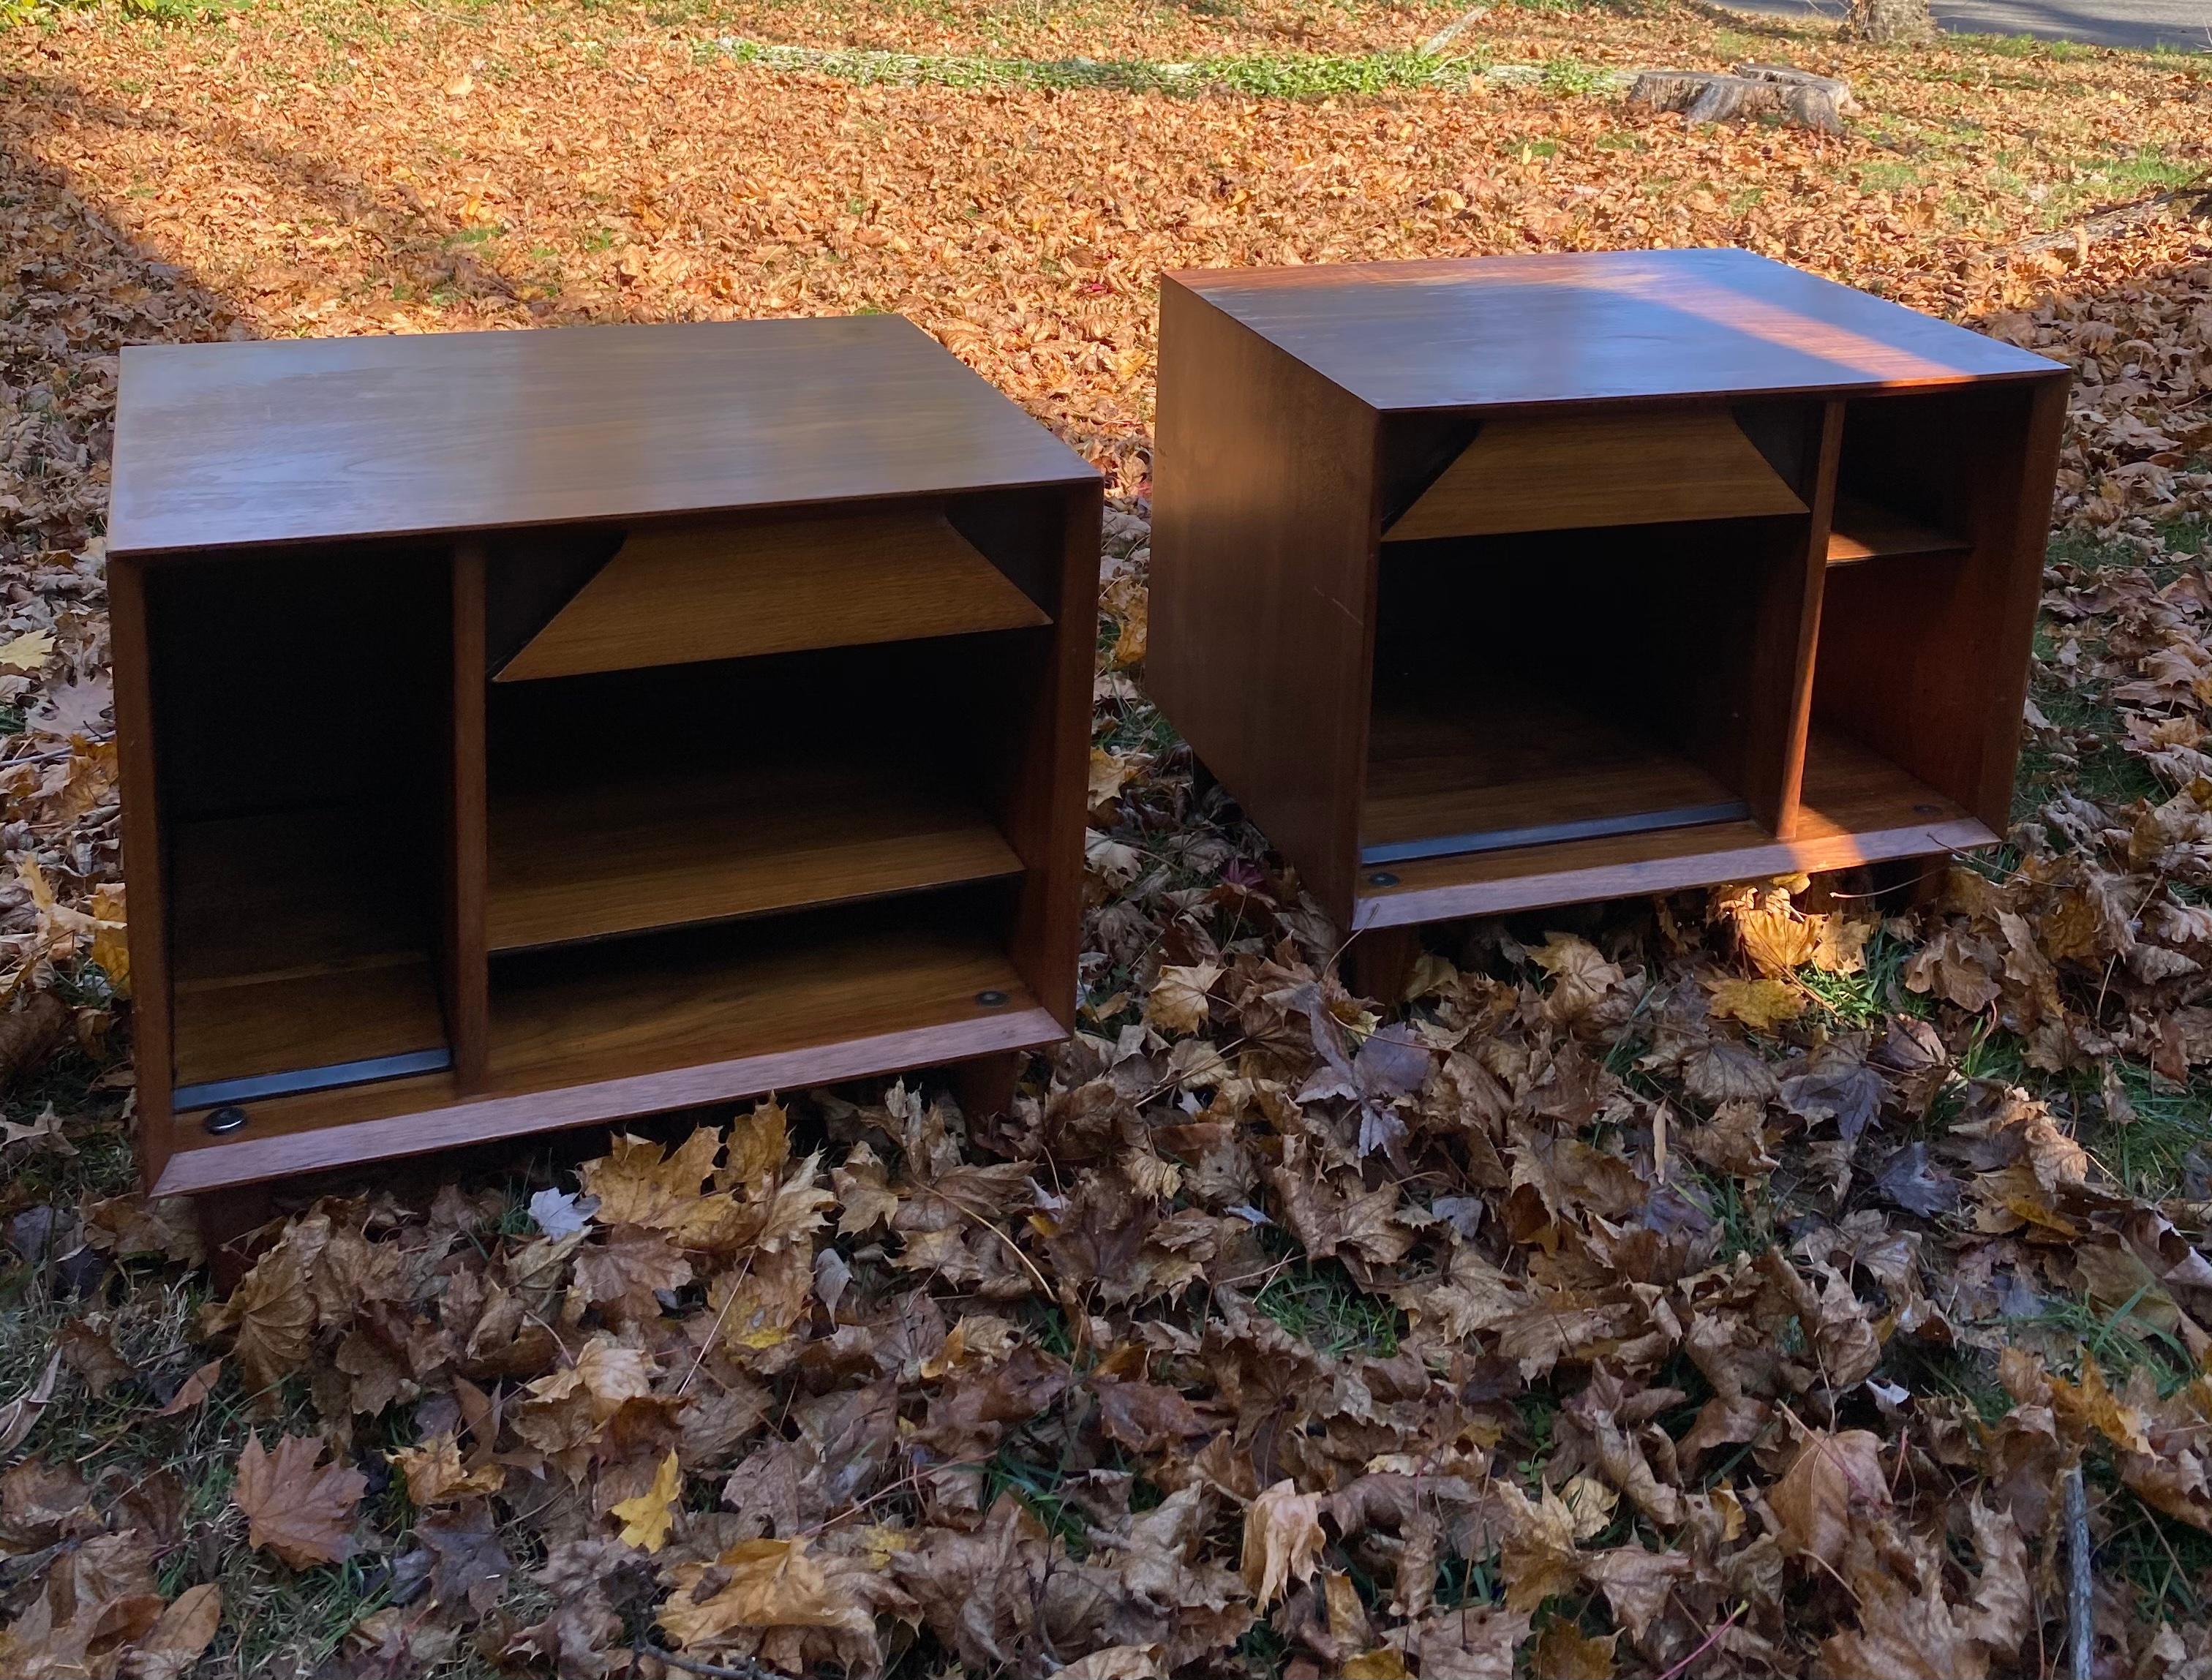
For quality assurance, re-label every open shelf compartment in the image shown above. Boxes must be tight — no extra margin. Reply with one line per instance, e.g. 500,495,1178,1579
145,549,454,1110
1361,515,1809,870
487,883,1031,1091
484,633,1039,953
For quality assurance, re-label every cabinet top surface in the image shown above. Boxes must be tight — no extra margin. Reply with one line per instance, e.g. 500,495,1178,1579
1167,247,2065,411
108,315,1098,557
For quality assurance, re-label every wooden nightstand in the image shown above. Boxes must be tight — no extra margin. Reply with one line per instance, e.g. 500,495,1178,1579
109,317,1101,1243
1146,249,2069,995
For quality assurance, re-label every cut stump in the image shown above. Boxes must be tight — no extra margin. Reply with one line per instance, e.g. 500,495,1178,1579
1628,62,1856,134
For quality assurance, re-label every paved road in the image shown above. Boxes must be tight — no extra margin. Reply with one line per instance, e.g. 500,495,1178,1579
1723,0,2209,52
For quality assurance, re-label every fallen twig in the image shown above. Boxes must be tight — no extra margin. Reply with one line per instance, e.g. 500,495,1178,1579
2065,1463,2093,1680
632,1641,794,1680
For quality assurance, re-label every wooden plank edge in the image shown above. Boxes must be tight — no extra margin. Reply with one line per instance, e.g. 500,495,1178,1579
1825,533,1972,567
151,1005,1064,1197
1350,815,1998,929
484,845,1028,954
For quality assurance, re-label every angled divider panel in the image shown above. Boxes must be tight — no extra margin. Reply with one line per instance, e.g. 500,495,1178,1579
494,508,1048,681
1385,406,1807,541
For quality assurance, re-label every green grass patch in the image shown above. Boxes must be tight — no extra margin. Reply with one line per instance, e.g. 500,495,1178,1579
2101,1472,2212,1626
1253,1259,1399,1360
700,37,1633,100
1797,928,1921,1030
1966,31,2096,60
2078,1061,2212,1201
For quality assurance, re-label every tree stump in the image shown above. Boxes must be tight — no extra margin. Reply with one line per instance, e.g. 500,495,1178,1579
1628,62,1857,135
1845,0,1935,45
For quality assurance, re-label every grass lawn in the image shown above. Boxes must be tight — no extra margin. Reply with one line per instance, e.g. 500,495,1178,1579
1,0,2211,1674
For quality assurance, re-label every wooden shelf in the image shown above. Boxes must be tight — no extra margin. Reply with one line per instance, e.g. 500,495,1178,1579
173,960,448,1108
151,908,1057,1196
1353,728,1995,927
487,758,1023,952
1825,493,1968,566
1362,695,1748,865
1385,409,1806,542
496,508,1047,681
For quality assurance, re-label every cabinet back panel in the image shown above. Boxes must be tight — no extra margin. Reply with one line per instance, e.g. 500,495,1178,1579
146,549,448,826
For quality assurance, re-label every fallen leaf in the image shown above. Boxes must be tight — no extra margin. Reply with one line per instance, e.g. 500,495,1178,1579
119,1583,222,1680
232,1434,367,1569
612,1450,683,1553
157,1357,223,1417
1241,1479,1325,1607
0,629,54,671
1770,1428,1889,1570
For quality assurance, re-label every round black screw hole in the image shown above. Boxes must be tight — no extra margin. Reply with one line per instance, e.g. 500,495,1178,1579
203,1105,249,1136
975,990,1009,1007
1911,804,1941,815
1368,871,1399,887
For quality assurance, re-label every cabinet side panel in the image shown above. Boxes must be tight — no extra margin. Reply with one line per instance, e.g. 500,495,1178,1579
1147,279,1379,923
1001,482,1103,1030
111,555,175,1191
1812,374,2069,832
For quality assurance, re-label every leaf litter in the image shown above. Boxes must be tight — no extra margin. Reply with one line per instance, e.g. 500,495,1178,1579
0,0,2211,1674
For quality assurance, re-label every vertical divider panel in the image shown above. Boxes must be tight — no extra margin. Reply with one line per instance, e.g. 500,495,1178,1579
1742,400,1844,840
446,540,491,1089
1002,483,1103,1029
111,554,176,1189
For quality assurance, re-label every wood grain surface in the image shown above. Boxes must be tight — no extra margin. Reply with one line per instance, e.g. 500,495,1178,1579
1361,693,1745,858
1168,247,2065,414
487,758,1024,950
496,508,1048,679
110,316,1099,557
1386,408,1805,540
1353,728,1996,927
173,958,448,1089
151,908,1058,1195
1148,276,1380,923
1825,491,1971,565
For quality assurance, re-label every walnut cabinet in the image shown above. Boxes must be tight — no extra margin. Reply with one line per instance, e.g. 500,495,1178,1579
1147,249,2069,977
109,317,1101,1211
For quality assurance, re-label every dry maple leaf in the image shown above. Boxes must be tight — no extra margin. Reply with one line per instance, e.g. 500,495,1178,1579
1530,1620,1617,1680
232,1434,367,1569
573,1226,693,1324
206,1229,317,1394
579,1127,729,1242
721,1097,791,1188
1145,961,1222,1035
659,1537,873,1646
1769,1428,1888,1570
390,1432,505,1505
1704,974,1804,1033
1495,1481,1581,1611
832,1142,900,1237
0,1348,61,1456
611,1450,683,1553
0,630,54,671
1527,933,1625,1019
1404,1604,1532,1679
1240,1479,1324,1607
